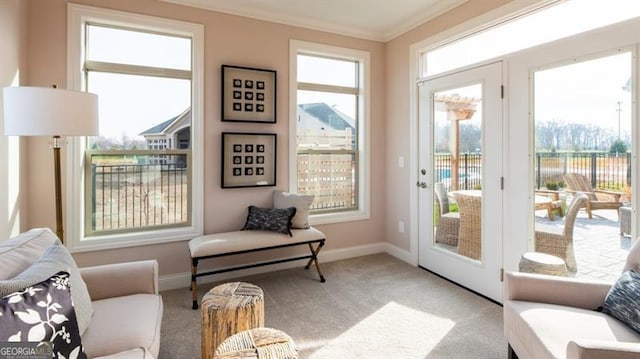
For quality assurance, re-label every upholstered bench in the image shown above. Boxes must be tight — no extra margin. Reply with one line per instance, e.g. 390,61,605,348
189,227,326,309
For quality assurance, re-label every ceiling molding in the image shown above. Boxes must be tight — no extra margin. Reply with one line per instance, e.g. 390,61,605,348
160,0,469,42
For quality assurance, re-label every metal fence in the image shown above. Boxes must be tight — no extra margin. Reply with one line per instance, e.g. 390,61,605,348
434,153,482,191
434,151,631,192
535,152,631,190
87,151,190,235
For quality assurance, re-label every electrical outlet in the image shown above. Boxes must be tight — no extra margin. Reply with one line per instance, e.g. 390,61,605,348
398,220,405,233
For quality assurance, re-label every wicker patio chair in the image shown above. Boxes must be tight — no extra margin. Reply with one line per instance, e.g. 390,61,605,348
563,173,622,219
434,182,459,246
534,193,588,272
452,192,481,260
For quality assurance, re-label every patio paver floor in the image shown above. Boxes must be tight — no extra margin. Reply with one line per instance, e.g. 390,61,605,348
535,207,632,282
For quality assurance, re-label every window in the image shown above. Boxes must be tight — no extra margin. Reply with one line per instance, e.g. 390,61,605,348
289,40,370,224
67,4,203,251
422,0,640,76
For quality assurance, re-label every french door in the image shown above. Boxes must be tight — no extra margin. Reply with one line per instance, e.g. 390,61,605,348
417,62,504,302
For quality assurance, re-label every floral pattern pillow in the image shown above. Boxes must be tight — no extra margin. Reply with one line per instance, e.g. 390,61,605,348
242,205,297,236
0,271,87,359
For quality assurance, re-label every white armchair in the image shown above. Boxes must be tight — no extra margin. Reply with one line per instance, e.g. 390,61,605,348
503,239,640,359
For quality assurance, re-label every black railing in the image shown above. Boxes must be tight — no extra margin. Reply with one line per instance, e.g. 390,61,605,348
535,152,631,190
434,152,631,192
86,151,190,235
434,153,482,191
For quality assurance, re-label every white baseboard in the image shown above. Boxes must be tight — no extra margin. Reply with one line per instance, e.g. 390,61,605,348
384,242,413,265
159,241,407,291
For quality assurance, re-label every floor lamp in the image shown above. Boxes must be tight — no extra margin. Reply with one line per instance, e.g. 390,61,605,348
2,86,98,244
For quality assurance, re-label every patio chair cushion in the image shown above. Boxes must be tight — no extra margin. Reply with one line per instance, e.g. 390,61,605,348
602,269,640,333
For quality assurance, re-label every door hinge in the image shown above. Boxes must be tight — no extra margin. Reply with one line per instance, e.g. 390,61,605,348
500,85,504,99
500,268,504,282
500,176,504,190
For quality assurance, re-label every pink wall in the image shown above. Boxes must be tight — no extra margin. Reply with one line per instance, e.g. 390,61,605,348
0,0,28,239
383,0,512,252
22,0,386,277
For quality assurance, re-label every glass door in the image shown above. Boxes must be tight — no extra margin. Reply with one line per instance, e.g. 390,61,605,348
417,62,504,302
532,51,634,281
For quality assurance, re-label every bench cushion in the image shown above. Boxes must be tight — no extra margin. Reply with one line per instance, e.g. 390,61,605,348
189,227,325,258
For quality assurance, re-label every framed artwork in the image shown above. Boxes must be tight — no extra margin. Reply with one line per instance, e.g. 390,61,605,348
222,65,276,123
222,132,276,188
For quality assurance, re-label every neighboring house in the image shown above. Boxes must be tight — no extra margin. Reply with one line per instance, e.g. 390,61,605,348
297,102,355,149
140,108,191,166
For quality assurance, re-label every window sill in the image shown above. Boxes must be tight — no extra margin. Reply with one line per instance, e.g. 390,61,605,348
309,209,370,226
67,226,200,253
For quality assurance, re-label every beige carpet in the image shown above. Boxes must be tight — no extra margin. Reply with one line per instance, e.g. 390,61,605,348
159,253,507,358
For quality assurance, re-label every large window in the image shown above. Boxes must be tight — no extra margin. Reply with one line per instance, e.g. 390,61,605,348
422,0,640,77
289,40,370,223
67,4,203,251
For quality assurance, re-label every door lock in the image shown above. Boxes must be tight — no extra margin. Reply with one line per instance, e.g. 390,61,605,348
416,181,428,189
421,169,427,175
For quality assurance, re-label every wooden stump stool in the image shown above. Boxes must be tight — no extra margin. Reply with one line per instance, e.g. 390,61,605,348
519,252,568,276
215,328,298,359
201,282,264,359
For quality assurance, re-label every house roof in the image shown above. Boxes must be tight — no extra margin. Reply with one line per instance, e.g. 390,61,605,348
298,103,355,131
139,108,191,136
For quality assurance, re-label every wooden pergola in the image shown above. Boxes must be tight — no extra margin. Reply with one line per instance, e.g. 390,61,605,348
434,94,479,190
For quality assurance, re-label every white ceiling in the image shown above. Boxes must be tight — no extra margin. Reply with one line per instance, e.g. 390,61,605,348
160,0,469,42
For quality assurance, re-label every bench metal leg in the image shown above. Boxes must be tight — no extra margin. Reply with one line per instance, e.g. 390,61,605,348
191,258,199,310
305,241,326,282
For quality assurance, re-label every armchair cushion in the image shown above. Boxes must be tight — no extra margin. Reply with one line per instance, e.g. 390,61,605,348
504,271,640,359
81,294,162,359
79,260,159,300
0,228,58,279
0,241,93,335
602,269,640,333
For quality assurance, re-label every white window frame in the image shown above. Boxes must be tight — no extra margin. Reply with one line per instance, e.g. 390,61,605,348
66,4,204,252
289,40,370,224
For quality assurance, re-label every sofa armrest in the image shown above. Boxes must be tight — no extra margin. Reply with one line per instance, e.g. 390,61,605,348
80,260,159,300
504,271,611,310
567,339,640,359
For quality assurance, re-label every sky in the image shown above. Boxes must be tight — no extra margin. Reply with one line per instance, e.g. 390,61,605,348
89,0,639,142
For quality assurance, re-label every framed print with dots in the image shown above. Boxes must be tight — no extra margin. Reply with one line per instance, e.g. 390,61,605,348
221,132,276,188
222,65,276,123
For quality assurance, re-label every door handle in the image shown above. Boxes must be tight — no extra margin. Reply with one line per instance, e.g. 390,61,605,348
416,181,428,189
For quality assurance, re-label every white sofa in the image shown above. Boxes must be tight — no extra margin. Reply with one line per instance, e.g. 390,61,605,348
0,228,163,358
503,239,640,359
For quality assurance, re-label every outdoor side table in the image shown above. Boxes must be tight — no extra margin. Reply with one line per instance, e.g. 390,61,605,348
519,252,568,277
201,282,265,359
620,206,631,236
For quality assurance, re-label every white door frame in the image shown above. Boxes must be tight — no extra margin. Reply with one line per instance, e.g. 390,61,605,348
416,62,504,303
504,19,640,273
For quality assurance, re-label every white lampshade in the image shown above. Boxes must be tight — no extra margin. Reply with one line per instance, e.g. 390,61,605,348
2,86,98,136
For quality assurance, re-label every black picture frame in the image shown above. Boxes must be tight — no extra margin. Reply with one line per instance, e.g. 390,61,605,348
222,65,276,123
221,132,276,188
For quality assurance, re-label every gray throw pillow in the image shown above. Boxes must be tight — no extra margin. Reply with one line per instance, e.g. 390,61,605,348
602,269,640,333
0,241,93,336
242,206,296,236
273,191,314,229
